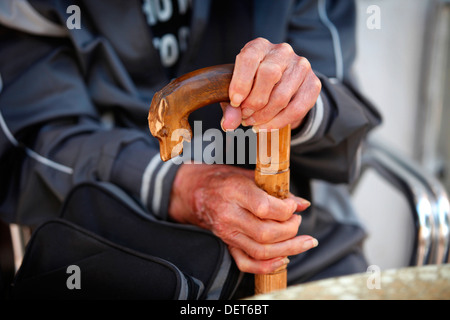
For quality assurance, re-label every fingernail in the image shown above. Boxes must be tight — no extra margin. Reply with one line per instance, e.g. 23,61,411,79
303,238,319,250
298,198,311,208
242,117,255,126
231,94,244,107
220,117,226,131
273,257,290,272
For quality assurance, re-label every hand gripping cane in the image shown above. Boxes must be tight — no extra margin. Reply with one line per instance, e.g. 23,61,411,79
148,64,290,294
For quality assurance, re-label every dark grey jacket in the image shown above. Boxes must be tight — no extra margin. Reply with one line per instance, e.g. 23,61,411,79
0,0,381,284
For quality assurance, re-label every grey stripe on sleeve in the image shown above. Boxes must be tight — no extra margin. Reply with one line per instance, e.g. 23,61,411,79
141,153,180,218
318,0,344,81
291,94,324,146
0,72,73,174
151,160,177,216
140,154,163,208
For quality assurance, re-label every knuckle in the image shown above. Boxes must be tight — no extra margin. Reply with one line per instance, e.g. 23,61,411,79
236,47,261,70
313,75,322,93
221,183,235,199
251,245,269,260
291,102,308,119
238,44,262,63
213,223,228,239
245,96,268,110
271,88,291,107
276,42,294,56
220,228,238,244
253,37,271,47
296,56,312,72
214,216,238,241
238,38,271,62
254,198,270,218
216,210,232,227
230,82,248,98
255,225,273,244
260,61,283,80
235,260,249,273
236,49,256,64
222,173,241,189
257,263,274,275
287,222,300,239
252,108,272,124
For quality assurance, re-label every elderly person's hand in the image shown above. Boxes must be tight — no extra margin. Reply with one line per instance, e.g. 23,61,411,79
168,164,317,274
168,38,321,274
221,37,322,132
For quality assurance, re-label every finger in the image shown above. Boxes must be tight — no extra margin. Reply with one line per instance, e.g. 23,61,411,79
229,39,271,107
229,233,319,261
228,246,290,274
242,57,308,127
220,103,242,131
287,194,311,212
228,210,302,244
230,181,299,221
240,59,285,118
253,71,322,131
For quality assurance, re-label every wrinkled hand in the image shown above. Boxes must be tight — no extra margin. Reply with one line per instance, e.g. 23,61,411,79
168,163,318,274
221,37,321,131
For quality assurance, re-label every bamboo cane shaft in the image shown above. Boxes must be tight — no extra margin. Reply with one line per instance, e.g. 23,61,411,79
254,125,291,294
255,268,288,295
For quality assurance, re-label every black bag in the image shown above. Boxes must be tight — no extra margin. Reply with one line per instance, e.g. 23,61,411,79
10,182,242,299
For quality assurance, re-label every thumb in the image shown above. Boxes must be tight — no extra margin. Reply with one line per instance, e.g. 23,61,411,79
220,102,242,131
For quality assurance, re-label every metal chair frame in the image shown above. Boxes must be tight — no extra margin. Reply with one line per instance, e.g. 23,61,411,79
360,138,449,266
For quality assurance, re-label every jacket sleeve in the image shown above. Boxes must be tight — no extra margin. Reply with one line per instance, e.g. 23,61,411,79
286,0,382,183
0,26,178,224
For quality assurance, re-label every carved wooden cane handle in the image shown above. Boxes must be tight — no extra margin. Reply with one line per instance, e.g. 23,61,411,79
148,64,290,294
148,64,234,161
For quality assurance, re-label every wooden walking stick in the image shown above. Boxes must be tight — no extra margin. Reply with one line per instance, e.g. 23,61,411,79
148,64,290,294
254,124,290,294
